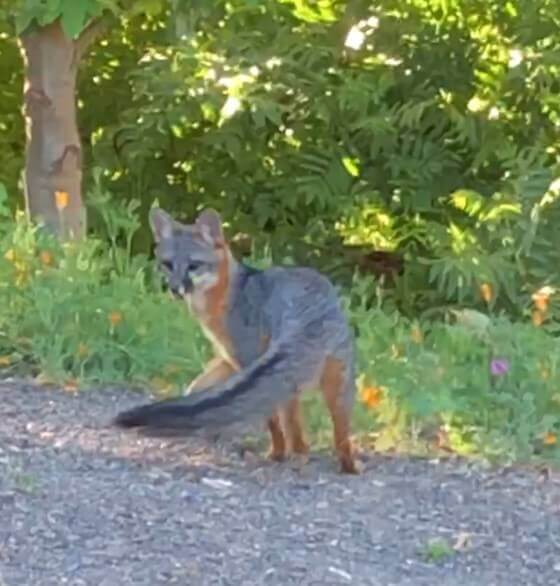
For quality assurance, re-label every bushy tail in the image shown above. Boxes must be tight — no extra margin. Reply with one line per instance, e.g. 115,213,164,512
113,328,315,433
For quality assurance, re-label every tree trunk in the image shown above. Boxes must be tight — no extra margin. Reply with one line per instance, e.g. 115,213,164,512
19,21,85,240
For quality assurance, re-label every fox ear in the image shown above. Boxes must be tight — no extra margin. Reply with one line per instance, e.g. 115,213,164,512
149,208,174,242
196,208,224,246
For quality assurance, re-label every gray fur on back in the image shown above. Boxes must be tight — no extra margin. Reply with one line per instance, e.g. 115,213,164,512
226,264,354,379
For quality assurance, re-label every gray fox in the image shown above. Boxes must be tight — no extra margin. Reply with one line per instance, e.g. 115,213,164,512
114,208,358,473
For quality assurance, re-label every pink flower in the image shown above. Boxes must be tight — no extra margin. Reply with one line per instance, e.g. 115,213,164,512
490,358,510,376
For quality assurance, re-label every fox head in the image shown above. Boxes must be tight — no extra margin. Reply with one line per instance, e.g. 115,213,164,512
149,207,231,300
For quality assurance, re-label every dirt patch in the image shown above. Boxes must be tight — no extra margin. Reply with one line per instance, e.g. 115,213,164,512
1,379,559,585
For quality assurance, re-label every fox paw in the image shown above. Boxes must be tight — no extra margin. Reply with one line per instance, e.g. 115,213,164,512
340,457,361,475
267,449,287,462
291,439,309,455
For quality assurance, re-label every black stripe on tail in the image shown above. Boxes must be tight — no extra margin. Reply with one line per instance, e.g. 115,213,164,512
113,350,287,431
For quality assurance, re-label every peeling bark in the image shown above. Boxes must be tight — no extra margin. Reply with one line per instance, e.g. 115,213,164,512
19,17,107,240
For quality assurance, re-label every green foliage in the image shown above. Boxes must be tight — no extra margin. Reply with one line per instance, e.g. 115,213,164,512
14,0,103,36
348,275,560,463
0,22,24,207
7,0,166,37
2,0,560,314
71,0,560,313
0,183,206,389
420,538,455,564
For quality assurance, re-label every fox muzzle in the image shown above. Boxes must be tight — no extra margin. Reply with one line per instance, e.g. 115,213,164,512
169,274,193,298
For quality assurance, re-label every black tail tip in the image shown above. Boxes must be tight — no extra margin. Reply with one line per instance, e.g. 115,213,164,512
113,408,144,428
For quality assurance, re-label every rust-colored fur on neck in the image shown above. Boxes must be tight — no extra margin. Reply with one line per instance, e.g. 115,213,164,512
189,245,239,368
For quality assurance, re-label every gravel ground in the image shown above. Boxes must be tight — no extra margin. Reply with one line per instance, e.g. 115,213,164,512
1,379,560,586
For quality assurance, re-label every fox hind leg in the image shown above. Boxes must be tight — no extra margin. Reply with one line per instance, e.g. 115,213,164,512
267,397,307,463
267,412,287,461
319,355,358,474
280,396,309,455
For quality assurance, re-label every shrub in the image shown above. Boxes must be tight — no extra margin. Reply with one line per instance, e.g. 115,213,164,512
0,184,206,390
79,0,560,317
349,275,560,462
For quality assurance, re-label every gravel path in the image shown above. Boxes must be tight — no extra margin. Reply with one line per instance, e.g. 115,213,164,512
1,379,560,586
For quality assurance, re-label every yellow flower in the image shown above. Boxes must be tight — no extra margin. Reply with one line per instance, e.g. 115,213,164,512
39,250,54,266
108,311,123,327
360,385,384,409
4,249,15,262
532,286,554,311
479,282,493,303
0,355,11,366
532,309,545,327
543,432,557,446
54,190,69,211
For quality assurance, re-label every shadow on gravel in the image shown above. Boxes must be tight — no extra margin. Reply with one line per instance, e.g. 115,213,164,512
1,378,370,478
2,380,560,586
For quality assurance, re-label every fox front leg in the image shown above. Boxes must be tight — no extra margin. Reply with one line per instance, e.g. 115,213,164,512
185,357,236,394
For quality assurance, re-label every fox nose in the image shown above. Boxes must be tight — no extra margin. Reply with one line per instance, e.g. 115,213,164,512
182,274,193,292
169,275,193,297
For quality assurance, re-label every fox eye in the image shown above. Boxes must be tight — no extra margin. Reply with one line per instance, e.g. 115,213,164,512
188,260,204,271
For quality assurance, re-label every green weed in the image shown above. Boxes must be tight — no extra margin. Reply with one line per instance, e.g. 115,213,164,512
420,538,455,563
0,187,207,391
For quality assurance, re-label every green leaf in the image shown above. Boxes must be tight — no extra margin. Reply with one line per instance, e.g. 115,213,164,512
60,0,89,39
129,0,165,16
15,0,58,34
263,104,283,127
15,10,35,34
0,183,10,218
342,156,360,177
95,0,120,12
37,0,63,26
450,190,484,216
